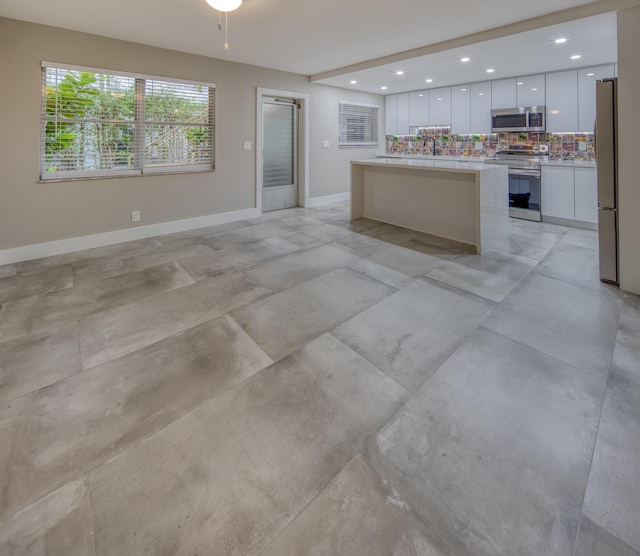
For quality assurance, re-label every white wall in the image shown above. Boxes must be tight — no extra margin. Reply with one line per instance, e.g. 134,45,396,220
617,6,640,294
0,17,383,252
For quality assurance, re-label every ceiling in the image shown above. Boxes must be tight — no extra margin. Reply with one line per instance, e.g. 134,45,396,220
315,12,617,95
0,1,624,89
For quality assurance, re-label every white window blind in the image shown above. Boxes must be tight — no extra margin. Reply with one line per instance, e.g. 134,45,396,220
40,64,215,180
339,101,379,147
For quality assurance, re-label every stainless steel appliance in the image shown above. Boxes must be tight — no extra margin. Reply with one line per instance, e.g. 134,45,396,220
491,106,546,133
488,145,547,221
595,78,618,285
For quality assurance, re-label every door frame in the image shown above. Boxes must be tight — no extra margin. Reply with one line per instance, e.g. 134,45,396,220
256,87,309,212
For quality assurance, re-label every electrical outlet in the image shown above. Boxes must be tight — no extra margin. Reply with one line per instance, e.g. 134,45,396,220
131,210,141,223
243,141,252,151
322,140,330,149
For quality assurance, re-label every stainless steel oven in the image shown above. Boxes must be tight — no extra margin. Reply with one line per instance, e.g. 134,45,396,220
488,146,548,221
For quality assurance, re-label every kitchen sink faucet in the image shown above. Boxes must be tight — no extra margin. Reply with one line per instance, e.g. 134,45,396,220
423,135,437,156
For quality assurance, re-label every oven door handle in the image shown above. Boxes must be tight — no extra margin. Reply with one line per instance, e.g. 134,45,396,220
508,169,540,177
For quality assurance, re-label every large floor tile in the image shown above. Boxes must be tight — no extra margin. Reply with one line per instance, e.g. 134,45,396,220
611,292,640,385
179,236,301,280
534,242,610,291
231,268,394,361
364,327,607,556
1,314,271,518
557,227,599,250
0,264,17,279
0,262,194,341
241,243,358,293
492,229,563,261
262,454,455,556
0,323,80,404
483,273,621,377
582,373,640,553
573,516,640,556
88,334,409,555
365,223,474,256
202,220,295,249
346,257,414,290
155,219,249,243
0,479,93,556
334,278,495,392
15,237,162,274
0,265,73,305
71,240,215,284
78,270,271,369
426,250,537,302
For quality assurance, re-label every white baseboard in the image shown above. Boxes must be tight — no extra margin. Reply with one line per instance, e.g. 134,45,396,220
0,207,261,265
305,192,350,207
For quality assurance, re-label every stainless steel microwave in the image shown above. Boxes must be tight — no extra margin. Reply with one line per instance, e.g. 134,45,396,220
491,107,546,132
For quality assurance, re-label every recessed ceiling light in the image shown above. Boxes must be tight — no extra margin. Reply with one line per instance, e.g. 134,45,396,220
531,88,537,91
587,73,595,76
350,80,357,84
381,86,387,90
396,71,404,75
517,82,524,85
426,78,433,83
418,94,424,97
571,55,581,60
478,93,485,96
486,68,495,73
437,97,442,101
461,57,470,62
555,38,568,44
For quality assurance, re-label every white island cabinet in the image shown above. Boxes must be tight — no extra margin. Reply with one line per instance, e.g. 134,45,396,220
351,158,508,254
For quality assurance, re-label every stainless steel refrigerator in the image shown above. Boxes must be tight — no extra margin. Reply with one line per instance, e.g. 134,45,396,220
595,78,619,285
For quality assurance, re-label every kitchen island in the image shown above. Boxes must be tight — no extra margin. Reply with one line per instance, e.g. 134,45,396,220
351,158,509,254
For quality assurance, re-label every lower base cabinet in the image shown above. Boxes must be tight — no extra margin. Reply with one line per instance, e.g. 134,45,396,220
542,165,597,225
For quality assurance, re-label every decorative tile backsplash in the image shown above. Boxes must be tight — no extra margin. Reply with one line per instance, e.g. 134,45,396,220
385,127,595,162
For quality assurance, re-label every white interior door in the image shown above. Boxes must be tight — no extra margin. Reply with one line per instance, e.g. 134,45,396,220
262,98,298,212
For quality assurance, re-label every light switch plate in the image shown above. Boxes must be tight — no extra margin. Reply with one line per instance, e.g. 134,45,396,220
322,140,330,149
243,141,252,151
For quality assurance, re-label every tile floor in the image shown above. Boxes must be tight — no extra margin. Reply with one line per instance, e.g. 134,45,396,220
0,202,639,556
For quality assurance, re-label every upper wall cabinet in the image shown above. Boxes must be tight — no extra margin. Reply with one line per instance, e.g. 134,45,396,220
397,93,410,135
470,82,492,134
409,90,429,126
491,78,517,109
578,64,616,132
516,74,545,107
546,70,578,132
451,85,471,134
385,95,398,135
429,87,452,126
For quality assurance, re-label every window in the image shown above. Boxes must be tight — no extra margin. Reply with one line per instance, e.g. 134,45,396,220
338,101,379,147
41,63,215,180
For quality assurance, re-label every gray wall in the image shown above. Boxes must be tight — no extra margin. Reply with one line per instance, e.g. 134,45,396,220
0,17,383,250
617,6,640,295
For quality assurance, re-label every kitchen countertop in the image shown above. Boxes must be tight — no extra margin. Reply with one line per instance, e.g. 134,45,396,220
356,157,495,172
379,155,596,168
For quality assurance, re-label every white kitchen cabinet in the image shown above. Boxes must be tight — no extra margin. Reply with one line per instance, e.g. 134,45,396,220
491,78,517,109
451,85,471,134
397,93,410,134
385,95,398,135
542,166,574,219
516,74,545,107
578,64,616,132
428,87,451,126
546,70,578,132
409,90,429,126
574,166,598,223
470,81,492,134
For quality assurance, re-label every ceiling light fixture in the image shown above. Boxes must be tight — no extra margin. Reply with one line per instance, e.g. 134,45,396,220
587,73,595,76
461,57,470,62
396,71,404,75
571,54,581,60
350,80,357,84
204,0,243,50
555,38,568,44
426,79,433,83
517,82,524,85
486,68,495,73
381,86,388,90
